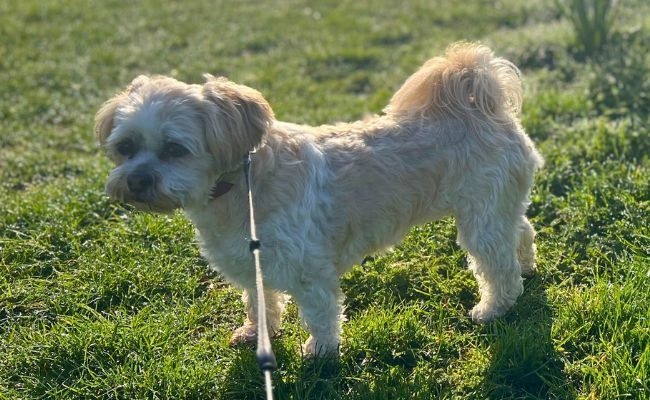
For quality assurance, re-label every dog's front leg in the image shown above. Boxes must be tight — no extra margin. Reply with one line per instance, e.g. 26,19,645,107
292,276,345,357
230,288,286,345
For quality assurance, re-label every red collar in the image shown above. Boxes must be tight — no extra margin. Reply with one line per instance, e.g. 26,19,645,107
209,181,234,199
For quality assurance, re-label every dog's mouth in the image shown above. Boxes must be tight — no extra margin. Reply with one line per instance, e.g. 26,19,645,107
129,190,156,204
131,201,177,213
105,169,183,213
108,189,181,214
125,193,180,213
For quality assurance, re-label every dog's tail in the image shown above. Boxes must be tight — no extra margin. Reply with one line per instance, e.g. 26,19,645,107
384,42,522,126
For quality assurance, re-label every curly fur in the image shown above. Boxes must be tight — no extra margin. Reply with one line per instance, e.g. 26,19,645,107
96,42,543,356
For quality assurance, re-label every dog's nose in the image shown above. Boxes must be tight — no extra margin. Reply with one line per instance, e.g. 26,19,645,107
127,171,155,193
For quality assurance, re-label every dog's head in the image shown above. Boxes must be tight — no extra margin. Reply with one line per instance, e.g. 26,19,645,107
95,74,274,212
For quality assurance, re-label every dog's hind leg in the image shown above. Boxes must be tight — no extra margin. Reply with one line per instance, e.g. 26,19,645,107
455,205,525,323
230,288,286,345
517,216,537,276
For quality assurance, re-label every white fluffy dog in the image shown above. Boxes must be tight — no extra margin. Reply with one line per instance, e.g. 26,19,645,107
95,42,543,356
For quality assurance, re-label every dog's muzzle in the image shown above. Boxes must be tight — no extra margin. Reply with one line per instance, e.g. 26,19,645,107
126,170,156,203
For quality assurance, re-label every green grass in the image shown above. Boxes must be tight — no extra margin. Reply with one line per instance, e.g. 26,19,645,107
1,0,649,399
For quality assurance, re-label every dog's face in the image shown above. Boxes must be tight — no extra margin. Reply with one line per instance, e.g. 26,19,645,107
95,75,274,212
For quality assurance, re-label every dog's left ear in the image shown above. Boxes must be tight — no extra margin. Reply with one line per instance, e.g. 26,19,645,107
95,94,124,146
95,75,151,145
201,75,275,169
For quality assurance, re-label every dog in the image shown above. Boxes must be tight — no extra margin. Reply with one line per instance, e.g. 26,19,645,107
95,42,543,356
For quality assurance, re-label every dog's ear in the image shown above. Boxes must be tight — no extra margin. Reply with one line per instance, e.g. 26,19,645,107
94,75,150,145
201,75,274,169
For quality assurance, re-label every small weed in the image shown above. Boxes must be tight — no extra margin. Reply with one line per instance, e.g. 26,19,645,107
555,0,619,59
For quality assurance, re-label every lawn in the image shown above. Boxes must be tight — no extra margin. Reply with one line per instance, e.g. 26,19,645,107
1,0,649,399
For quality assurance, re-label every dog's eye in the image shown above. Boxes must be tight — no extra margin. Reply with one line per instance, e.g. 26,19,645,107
162,142,190,159
116,139,137,157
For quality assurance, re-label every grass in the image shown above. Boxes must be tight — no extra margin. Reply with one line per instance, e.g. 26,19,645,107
1,0,649,399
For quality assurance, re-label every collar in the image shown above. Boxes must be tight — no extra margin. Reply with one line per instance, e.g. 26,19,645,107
208,151,258,200
208,162,245,200
209,181,234,199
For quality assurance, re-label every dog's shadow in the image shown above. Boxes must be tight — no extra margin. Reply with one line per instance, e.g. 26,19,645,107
476,274,575,399
221,340,342,399
220,275,573,399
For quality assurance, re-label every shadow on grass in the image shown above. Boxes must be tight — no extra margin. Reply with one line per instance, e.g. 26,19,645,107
219,270,573,399
221,340,342,400
478,274,575,399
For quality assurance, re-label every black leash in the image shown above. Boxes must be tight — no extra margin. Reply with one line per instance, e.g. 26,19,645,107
243,151,277,399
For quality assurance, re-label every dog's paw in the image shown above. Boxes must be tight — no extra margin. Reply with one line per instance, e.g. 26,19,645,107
230,323,257,346
518,243,537,277
469,302,508,324
520,260,537,277
303,335,340,357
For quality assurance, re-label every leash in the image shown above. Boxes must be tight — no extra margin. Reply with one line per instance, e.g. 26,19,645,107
243,151,277,400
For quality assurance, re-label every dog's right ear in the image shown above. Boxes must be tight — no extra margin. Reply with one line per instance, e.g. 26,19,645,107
94,75,150,145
